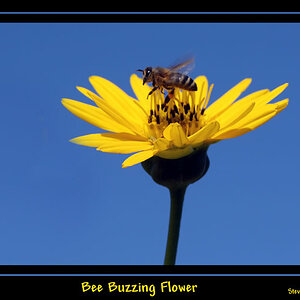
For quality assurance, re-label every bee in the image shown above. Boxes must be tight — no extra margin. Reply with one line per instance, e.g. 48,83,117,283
136,58,197,98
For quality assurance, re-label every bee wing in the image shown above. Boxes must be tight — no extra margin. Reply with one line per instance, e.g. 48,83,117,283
169,57,195,75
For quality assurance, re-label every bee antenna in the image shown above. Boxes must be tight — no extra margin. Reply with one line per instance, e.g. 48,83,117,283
136,69,144,72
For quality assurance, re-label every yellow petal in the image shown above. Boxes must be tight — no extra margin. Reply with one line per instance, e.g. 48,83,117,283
230,89,269,106
77,86,147,133
76,86,104,107
87,132,153,154
215,101,255,131
275,98,289,114
153,137,171,151
157,146,194,159
207,88,269,128
89,76,146,125
70,133,104,147
70,132,150,151
211,111,276,141
188,121,220,145
205,78,252,119
122,149,158,168
212,109,279,140
255,83,288,107
225,100,286,135
244,111,277,130
210,128,252,140
75,86,145,136
62,98,135,134
98,142,153,154
232,104,277,129
130,74,151,111
163,123,189,148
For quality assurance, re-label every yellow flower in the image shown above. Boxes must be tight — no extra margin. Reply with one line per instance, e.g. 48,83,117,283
61,74,289,168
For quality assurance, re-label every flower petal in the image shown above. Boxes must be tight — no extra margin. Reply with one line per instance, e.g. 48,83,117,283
211,107,280,140
163,123,189,148
89,76,147,125
213,110,278,140
157,146,194,159
122,149,158,168
98,142,153,154
211,105,277,140
82,132,153,154
188,121,220,145
130,74,151,111
70,133,104,147
254,83,288,107
229,89,269,106
231,103,277,129
153,137,170,151
275,99,289,114
75,87,145,136
244,111,277,130
209,128,252,140
70,132,150,151
205,78,252,120
214,101,255,131
62,98,136,134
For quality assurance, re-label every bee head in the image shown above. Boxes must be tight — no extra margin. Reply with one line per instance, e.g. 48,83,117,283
136,67,153,85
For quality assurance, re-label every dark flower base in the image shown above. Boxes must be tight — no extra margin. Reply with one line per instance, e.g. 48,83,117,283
142,147,210,189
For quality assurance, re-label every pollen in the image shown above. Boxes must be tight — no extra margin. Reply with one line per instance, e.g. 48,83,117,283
147,86,212,138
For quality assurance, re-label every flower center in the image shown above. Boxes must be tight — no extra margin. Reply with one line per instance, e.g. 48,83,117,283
147,84,213,138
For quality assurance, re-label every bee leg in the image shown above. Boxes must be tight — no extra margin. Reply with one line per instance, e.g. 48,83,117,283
164,93,172,110
165,88,175,100
168,88,175,97
147,86,158,99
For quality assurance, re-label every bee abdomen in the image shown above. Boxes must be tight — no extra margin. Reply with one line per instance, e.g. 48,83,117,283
176,74,197,91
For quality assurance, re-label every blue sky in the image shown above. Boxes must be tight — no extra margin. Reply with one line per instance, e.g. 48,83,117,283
0,18,299,266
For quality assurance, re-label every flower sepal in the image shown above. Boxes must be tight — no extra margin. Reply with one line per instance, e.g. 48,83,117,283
141,146,210,189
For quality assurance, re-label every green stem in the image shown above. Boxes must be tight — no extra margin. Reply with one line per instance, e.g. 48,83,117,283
164,185,187,265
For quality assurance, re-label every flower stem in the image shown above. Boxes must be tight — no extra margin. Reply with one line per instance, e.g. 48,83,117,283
164,185,187,265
